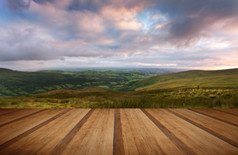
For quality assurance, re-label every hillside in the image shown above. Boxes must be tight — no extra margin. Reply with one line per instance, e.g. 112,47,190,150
1,86,238,108
130,68,238,90
0,68,155,96
1,68,238,108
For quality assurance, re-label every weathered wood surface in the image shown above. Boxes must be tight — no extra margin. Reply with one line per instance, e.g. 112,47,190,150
0,109,237,155
190,109,238,126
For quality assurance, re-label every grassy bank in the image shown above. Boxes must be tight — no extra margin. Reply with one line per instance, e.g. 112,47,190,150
0,88,237,108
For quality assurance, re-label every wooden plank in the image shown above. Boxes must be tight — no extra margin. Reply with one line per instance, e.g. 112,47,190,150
0,109,42,126
0,110,69,150
215,109,238,117
0,109,90,155
0,108,237,154
61,109,114,155
169,109,238,148
113,109,125,155
0,109,65,146
146,109,238,154
190,109,238,126
0,109,45,128
120,109,183,155
142,109,196,155
52,109,94,155
0,109,20,116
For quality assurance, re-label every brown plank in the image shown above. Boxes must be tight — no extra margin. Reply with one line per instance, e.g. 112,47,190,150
169,109,238,148
147,109,238,154
215,109,238,117
120,109,184,155
142,109,196,155
0,109,65,146
0,109,69,151
0,109,90,155
0,109,45,128
52,109,94,155
0,109,20,116
61,109,114,155
0,109,42,126
113,109,125,155
190,109,238,126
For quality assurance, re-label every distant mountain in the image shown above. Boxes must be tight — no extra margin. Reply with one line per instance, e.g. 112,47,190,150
130,68,238,90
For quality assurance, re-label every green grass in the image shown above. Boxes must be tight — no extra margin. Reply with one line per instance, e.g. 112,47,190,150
130,68,238,90
0,87,237,108
0,68,155,97
1,68,238,108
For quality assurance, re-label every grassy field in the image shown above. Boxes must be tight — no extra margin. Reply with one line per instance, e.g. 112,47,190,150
130,68,238,90
0,68,238,108
0,87,237,108
0,68,155,96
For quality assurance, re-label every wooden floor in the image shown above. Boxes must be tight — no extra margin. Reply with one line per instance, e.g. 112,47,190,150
0,109,237,155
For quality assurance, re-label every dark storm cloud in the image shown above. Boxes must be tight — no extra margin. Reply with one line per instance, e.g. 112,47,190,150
7,0,31,10
151,0,238,45
5,0,238,44
0,0,237,69
67,0,147,12
33,0,54,4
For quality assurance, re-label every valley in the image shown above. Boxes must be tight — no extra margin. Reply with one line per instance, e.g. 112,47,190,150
0,68,238,108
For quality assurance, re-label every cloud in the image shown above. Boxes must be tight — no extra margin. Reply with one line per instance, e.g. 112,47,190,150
152,0,238,45
0,0,237,70
7,0,31,10
0,21,118,61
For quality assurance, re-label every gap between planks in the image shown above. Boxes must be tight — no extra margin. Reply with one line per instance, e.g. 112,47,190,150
51,109,95,155
214,109,238,117
1,109,237,154
141,109,196,155
188,109,238,127
0,109,70,150
0,109,20,117
113,109,125,155
0,109,46,128
167,109,238,148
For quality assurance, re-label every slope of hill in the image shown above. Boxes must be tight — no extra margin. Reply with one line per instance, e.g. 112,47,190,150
130,68,238,90
0,68,13,72
0,68,155,96
1,86,237,108
1,68,238,109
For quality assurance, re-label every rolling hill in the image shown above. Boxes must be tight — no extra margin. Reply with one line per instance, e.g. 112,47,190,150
0,68,238,108
130,68,238,90
0,68,155,96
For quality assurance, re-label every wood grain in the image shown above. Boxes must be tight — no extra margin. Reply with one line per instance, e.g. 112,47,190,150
190,109,238,126
0,108,237,155
0,109,90,155
61,109,115,155
52,109,94,155
120,109,184,155
169,109,238,148
0,109,65,146
142,109,195,155
147,109,238,154
0,109,42,126
216,109,238,116
0,109,20,116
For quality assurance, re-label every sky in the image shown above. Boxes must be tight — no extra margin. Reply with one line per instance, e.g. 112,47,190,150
0,0,238,71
